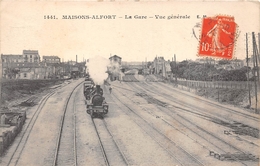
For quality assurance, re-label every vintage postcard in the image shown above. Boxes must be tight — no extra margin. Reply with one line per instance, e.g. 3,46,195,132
0,1,259,166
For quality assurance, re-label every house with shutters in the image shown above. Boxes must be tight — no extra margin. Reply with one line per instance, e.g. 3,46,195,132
42,55,61,63
1,50,43,79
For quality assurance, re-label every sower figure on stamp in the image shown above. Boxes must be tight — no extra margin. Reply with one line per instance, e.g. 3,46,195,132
207,19,231,55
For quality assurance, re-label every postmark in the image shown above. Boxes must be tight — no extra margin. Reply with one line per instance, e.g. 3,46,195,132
198,15,237,59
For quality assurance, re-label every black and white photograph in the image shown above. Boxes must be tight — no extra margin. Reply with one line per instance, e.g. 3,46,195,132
0,1,259,166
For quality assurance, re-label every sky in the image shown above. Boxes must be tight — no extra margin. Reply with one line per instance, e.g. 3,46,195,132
0,1,259,62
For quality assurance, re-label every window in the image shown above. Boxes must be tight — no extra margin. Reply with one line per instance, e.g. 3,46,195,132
24,73,27,77
30,55,32,58
2,59,4,62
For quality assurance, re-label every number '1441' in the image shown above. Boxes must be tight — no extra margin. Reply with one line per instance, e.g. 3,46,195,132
44,15,56,19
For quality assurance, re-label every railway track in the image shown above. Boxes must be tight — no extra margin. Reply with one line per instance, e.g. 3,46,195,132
5,91,56,166
53,82,83,166
126,82,259,165
108,86,204,166
130,82,259,138
131,81,260,142
155,82,259,122
114,79,259,124
91,117,129,166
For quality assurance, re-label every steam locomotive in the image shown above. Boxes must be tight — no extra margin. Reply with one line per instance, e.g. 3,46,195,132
83,77,95,100
85,84,108,118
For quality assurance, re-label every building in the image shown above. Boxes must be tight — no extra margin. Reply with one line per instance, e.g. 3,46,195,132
1,54,24,63
2,50,40,64
230,59,244,69
42,56,61,63
1,50,44,79
195,58,216,64
121,61,147,69
215,59,244,70
108,55,122,81
1,50,41,79
22,50,40,63
67,60,77,66
153,57,165,75
152,57,172,78
109,55,122,65
1,62,48,79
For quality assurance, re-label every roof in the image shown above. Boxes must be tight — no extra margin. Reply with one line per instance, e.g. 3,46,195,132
2,62,45,68
23,50,39,55
109,55,122,60
42,56,60,59
1,54,23,58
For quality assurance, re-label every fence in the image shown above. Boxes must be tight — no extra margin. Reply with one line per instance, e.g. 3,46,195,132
174,79,254,90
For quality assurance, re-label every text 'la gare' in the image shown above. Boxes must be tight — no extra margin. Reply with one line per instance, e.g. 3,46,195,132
125,15,191,19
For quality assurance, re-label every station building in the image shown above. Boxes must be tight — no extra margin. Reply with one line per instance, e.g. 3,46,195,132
108,55,122,81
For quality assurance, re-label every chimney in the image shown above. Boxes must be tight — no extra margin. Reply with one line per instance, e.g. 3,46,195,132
96,85,101,94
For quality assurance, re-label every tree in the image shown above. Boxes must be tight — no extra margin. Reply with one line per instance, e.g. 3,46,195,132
147,61,153,68
218,59,231,65
5,68,20,79
218,67,247,81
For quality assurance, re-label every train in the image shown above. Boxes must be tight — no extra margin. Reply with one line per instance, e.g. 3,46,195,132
71,71,80,79
84,79,108,118
71,66,86,79
71,66,80,79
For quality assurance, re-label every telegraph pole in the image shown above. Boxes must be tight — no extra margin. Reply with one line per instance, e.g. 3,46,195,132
0,55,2,105
174,54,177,86
258,33,260,60
252,33,259,82
246,33,251,107
252,32,258,113
145,57,147,68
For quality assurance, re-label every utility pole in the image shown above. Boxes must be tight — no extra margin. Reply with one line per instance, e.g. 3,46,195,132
252,33,259,82
188,61,190,91
252,32,258,113
246,33,251,107
209,58,212,81
258,33,260,61
145,57,147,68
0,54,2,104
155,55,157,74
174,54,177,86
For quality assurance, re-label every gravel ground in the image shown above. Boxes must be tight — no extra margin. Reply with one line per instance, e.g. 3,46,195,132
109,80,259,166
103,86,179,165
2,79,83,166
1,77,259,166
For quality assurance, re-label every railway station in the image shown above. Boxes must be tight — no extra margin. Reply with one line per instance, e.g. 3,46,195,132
1,1,260,166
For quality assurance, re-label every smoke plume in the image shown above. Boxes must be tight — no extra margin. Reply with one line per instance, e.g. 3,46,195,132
87,56,109,85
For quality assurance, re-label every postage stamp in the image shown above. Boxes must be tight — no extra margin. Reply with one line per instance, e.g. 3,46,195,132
198,15,237,59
